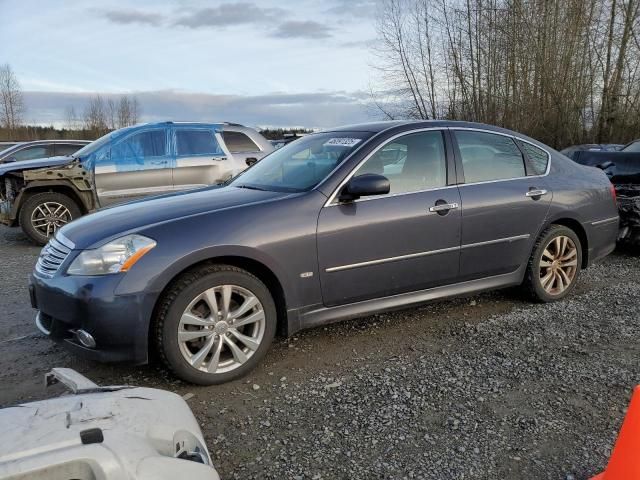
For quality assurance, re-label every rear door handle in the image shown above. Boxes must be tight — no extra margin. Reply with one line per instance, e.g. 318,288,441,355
525,189,548,197
429,202,459,213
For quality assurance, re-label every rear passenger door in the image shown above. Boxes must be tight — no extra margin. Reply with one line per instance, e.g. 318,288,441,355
172,127,229,190
452,129,552,281
94,127,173,206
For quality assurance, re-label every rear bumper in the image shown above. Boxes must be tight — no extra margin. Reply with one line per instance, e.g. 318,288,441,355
30,272,158,364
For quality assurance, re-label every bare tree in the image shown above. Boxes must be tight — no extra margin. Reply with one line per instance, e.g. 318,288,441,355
0,64,25,137
83,95,108,136
371,0,640,148
64,105,80,132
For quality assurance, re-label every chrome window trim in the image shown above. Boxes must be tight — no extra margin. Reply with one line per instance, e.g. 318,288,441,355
325,234,530,273
450,127,552,186
323,127,445,207
323,126,552,207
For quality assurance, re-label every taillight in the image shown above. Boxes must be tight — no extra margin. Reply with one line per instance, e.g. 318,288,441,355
610,184,617,202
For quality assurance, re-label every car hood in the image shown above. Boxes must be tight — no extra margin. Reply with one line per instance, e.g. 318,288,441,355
0,155,74,175
60,186,292,249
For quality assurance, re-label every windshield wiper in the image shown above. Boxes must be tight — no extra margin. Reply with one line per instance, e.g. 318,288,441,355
235,184,268,191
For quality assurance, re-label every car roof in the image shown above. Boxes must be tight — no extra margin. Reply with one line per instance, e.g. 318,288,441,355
323,120,533,137
10,139,90,145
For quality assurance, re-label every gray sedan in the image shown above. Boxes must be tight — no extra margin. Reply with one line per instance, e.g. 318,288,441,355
30,121,619,384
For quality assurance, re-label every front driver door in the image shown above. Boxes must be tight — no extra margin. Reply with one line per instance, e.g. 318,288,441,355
317,129,462,307
95,127,173,206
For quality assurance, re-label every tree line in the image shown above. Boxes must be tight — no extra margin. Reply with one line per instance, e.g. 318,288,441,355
0,63,141,141
371,0,640,148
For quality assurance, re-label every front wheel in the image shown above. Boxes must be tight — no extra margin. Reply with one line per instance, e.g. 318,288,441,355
154,265,277,385
523,225,582,302
19,192,82,245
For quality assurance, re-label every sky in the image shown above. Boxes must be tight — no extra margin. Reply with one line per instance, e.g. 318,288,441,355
0,0,380,129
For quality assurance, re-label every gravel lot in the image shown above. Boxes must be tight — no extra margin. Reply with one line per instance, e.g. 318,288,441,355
1,224,639,479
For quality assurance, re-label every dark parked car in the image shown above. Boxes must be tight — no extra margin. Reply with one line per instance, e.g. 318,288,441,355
566,148,640,245
560,143,624,161
0,140,89,164
30,121,618,384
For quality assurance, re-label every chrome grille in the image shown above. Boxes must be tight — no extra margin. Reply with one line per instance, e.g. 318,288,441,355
35,233,75,277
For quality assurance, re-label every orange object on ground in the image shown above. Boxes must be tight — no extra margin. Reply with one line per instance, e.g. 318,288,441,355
591,386,640,479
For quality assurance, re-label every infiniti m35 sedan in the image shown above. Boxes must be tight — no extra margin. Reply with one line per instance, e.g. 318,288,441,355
30,121,619,384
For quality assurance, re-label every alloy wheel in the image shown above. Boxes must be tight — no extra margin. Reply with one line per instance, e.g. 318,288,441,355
178,285,266,374
30,202,72,237
539,235,578,295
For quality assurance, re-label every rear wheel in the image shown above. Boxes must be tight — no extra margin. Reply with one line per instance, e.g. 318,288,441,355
154,264,277,385
523,225,582,302
19,192,81,245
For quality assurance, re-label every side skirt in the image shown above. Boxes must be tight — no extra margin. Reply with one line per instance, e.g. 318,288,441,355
290,268,525,333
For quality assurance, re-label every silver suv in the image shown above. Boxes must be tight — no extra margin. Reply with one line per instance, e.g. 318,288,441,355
0,122,273,244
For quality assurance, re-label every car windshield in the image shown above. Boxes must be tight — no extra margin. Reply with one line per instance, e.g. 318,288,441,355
622,141,640,152
230,131,373,192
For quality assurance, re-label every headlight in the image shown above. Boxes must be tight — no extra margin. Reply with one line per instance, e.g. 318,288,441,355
67,234,156,275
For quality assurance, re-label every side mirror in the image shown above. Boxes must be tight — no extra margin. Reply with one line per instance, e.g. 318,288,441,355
5,156,17,163
340,173,390,202
246,157,258,167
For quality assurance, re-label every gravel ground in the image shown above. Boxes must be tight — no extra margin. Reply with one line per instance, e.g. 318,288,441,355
1,224,639,479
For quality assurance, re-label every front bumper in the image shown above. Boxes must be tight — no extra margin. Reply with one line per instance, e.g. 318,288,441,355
30,272,158,364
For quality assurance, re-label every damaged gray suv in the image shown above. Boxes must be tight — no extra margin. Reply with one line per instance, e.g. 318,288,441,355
30,121,619,385
0,122,272,245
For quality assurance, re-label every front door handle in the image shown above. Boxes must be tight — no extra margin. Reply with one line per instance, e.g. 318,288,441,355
429,202,459,213
525,189,548,198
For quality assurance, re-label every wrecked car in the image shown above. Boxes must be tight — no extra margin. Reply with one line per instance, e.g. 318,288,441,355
568,149,640,246
0,121,273,245
0,368,220,480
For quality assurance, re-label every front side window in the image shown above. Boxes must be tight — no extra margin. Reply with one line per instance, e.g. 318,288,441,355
455,131,526,183
223,131,260,153
13,146,49,161
55,144,85,157
353,131,447,194
176,129,223,156
230,131,373,192
111,129,167,169
520,142,549,175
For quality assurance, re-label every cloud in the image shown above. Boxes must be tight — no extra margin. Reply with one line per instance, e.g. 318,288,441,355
325,0,379,17
174,3,286,28
271,20,333,39
22,89,373,129
101,9,165,26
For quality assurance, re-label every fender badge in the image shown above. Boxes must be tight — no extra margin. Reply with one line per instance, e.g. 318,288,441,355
300,272,313,278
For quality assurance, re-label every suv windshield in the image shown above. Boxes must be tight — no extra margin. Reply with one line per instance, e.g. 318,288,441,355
230,131,372,192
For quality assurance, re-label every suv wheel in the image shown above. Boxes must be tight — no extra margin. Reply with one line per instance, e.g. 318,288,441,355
19,192,81,245
523,225,582,302
154,264,277,385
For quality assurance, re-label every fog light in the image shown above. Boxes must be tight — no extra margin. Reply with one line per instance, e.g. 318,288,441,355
76,329,96,349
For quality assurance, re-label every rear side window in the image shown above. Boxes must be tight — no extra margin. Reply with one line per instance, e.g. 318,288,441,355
223,131,260,152
176,129,223,156
520,142,549,175
55,144,84,156
455,131,526,183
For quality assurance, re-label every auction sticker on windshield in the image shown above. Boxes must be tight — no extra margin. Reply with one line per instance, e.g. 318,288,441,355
323,138,362,147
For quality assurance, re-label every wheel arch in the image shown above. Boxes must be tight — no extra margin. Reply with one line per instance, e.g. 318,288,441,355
149,255,290,345
544,217,589,269
15,183,92,219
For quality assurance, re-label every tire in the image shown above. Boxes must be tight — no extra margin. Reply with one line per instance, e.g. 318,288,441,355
522,225,582,302
154,264,277,385
19,192,82,246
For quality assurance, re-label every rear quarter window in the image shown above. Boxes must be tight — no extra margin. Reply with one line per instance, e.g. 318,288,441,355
520,142,549,175
222,131,261,152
